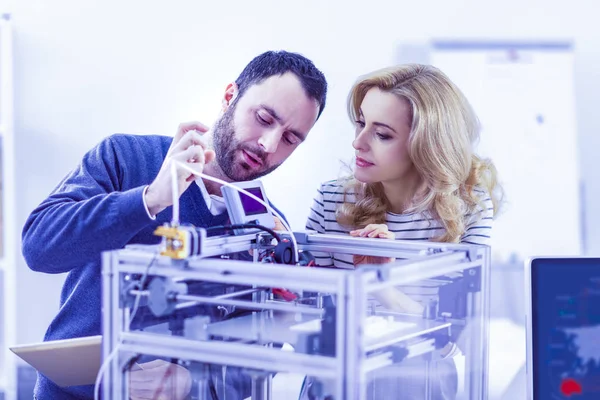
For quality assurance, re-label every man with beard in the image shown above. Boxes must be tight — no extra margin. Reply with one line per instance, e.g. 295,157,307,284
22,50,327,400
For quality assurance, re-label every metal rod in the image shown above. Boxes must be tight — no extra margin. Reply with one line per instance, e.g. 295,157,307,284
217,287,266,299
297,232,467,252
481,248,491,400
195,364,210,400
424,359,432,400
174,293,323,316
101,251,113,400
119,332,339,377
117,255,342,293
131,289,323,316
301,244,423,260
251,374,268,400
130,287,268,301
265,373,273,400
367,260,480,291
464,252,489,399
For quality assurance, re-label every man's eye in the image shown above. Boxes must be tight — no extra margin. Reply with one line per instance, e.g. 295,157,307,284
257,113,270,125
284,134,299,145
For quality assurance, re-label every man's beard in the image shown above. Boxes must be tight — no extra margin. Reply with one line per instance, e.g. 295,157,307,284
212,103,281,181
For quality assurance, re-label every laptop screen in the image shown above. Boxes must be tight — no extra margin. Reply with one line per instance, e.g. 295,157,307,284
530,258,600,399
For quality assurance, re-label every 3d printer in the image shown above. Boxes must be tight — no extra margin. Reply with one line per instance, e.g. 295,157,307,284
100,179,490,400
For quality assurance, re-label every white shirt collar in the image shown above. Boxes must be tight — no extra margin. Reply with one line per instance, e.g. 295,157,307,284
194,179,228,216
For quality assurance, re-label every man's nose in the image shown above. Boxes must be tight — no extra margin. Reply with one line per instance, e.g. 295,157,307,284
257,129,281,154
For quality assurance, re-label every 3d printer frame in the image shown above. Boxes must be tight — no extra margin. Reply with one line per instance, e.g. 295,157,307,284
101,231,490,400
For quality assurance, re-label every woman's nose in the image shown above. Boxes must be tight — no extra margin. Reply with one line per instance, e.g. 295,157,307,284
353,130,368,151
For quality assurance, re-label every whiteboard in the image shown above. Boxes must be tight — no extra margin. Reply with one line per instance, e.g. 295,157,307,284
400,41,582,261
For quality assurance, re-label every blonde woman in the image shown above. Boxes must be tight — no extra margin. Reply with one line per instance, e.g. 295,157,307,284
303,64,502,399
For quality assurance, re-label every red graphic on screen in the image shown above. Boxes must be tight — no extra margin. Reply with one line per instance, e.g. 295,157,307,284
560,378,583,397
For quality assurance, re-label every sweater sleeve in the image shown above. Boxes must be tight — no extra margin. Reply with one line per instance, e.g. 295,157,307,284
22,135,156,274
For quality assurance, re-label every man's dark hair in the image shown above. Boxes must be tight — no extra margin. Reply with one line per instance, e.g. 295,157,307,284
235,50,328,119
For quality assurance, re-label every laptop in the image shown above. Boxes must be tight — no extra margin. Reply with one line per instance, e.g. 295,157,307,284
10,335,102,387
526,257,600,400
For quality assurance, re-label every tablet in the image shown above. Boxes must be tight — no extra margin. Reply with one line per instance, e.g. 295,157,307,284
10,335,101,387
526,257,600,400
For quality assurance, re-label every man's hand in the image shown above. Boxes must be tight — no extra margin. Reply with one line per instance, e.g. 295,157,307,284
145,122,216,217
129,359,192,400
350,224,395,266
273,216,286,231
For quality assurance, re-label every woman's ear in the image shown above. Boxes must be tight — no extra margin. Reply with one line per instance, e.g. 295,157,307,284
222,82,239,112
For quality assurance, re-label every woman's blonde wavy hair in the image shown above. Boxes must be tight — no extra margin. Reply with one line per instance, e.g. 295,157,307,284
336,64,503,243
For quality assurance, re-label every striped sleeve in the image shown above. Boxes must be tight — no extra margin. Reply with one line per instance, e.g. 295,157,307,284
460,189,494,246
305,185,334,267
306,186,326,233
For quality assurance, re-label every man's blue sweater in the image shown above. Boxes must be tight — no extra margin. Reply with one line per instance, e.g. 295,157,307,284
22,134,234,399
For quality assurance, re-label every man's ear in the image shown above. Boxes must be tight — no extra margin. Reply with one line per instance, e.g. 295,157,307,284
222,82,239,112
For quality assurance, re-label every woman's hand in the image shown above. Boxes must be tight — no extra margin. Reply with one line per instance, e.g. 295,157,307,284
351,224,395,266
350,224,424,314
350,224,395,239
